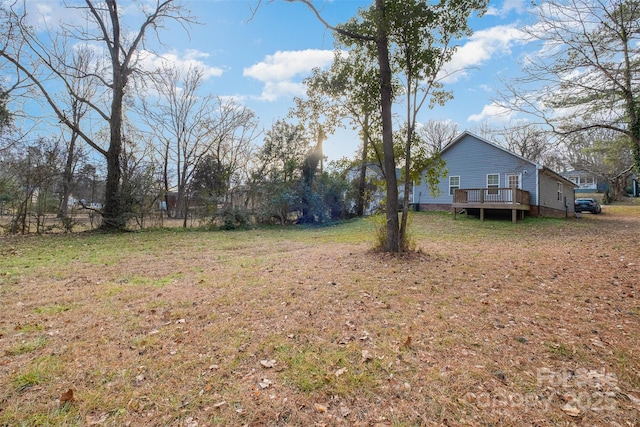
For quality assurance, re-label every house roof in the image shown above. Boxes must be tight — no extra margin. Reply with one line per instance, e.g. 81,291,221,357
443,131,577,188
540,166,578,188
442,131,540,166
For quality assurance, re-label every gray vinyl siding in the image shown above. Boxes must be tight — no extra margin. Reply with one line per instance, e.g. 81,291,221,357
414,134,538,205
538,170,576,213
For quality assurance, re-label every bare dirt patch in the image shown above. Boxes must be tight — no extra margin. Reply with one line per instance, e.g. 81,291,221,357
0,206,639,426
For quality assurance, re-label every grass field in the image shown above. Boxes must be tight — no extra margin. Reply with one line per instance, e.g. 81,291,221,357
0,205,639,426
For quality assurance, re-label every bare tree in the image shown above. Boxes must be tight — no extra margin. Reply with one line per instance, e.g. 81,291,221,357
58,46,96,218
565,129,634,199
499,0,640,176
144,65,216,221
485,123,552,163
415,120,459,155
143,64,259,225
0,0,195,230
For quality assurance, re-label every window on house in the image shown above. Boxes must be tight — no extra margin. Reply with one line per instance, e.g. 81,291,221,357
449,176,460,196
487,173,499,194
508,174,520,188
557,182,563,201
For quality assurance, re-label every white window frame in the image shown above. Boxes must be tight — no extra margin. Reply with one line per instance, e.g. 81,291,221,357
557,181,563,201
506,174,521,202
507,174,521,189
487,173,499,195
449,176,460,196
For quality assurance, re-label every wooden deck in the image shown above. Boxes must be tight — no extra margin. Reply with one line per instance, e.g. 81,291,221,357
452,188,531,223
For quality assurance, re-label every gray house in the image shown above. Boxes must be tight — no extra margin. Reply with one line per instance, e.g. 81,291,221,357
562,170,606,193
412,131,577,222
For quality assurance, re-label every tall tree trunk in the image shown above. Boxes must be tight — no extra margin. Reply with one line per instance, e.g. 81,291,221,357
357,116,369,217
163,138,172,218
399,124,413,244
630,107,640,175
100,1,126,230
375,0,399,252
102,68,125,230
58,131,77,218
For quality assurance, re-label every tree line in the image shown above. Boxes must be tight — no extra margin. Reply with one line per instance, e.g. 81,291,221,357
1,0,638,251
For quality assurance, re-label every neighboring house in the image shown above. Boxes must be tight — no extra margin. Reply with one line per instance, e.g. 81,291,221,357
562,170,607,193
346,163,405,216
412,131,577,222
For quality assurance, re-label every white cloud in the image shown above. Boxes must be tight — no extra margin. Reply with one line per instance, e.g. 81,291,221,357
260,81,307,102
139,49,224,79
25,1,85,31
440,24,528,84
243,49,335,101
468,101,516,123
486,0,526,17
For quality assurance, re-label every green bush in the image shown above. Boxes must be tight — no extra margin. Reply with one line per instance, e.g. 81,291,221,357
212,206,251,230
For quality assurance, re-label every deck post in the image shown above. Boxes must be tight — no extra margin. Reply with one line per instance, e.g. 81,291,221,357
452,207,456,220
512,209,517,223
480,208,484,222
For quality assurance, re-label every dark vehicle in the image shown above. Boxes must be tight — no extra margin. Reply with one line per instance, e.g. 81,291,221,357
575,197,602,214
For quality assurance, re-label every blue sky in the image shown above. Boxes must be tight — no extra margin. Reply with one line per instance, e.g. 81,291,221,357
25,0,535,162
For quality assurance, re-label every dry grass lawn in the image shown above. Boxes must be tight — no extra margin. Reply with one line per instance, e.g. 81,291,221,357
0,204,639,426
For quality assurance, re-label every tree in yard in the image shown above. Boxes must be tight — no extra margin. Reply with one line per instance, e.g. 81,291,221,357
565,129,635,199
7,139,64,234
500,0,640,178
258,120,310,183
248,117,353,224
251,120,311,224
58,46,96,219
0,89,12,140
292,48,383,218
0,0,195,230
479,123,555,164
416,120,459,155
143,62,260,225
286,0,486,251
381,0,484,241
191,155,230,201
144,65,217,222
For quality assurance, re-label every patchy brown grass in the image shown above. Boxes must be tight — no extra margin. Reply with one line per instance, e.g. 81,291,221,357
0,204,639,426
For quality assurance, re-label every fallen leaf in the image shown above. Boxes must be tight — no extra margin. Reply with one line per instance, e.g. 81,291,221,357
625,393,640,408
561,403,581,417
334,367,347,377
340,405,350,417
213,401,227,408
85,413,108,425
260,359,276,368
403,336,412,348
314,403,328,413
60,388,74,405
258,378,272,389
361,350,373,363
